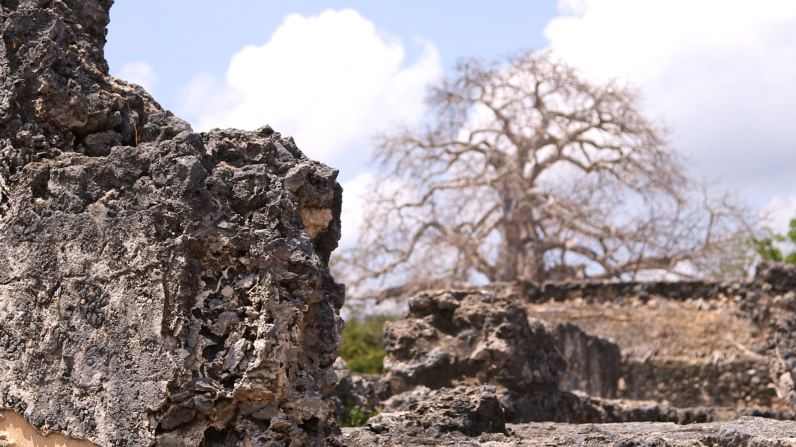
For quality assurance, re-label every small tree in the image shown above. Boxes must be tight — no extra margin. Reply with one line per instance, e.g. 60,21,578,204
338,50,753,293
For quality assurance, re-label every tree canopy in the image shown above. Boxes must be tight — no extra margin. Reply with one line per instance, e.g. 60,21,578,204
337,50,753,294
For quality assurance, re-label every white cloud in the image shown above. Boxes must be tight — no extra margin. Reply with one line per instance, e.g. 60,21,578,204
340,171,376,248
177,9,442,165
760,195,796,233
544,0,796,203
116,61,159,93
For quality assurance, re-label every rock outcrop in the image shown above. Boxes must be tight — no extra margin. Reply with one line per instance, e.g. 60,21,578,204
366,263,796,428
341,416,796,447
367,386,506,438
522,262,796,413
377,289,713,425
0,2,343,447
327,358,385,427
382,290,565,396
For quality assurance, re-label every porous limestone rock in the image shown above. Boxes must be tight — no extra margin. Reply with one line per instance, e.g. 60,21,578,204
340,416,796,447
0,1,344,446
366,386,506,438
327,358,383,427
380,289,721,425
382,290,565,395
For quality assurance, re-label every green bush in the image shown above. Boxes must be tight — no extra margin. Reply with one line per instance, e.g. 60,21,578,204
338,398,378,427
339,315,390,374
753,217,796,265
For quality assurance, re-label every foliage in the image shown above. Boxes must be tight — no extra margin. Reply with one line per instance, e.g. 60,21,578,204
337,49,753,294
339,315,390,374
753,218,796,265
338,398,378,428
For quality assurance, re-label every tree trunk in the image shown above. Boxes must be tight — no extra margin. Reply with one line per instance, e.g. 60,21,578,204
494,182,541,282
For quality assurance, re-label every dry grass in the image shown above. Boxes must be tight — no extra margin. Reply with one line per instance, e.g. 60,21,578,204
526,295,766,361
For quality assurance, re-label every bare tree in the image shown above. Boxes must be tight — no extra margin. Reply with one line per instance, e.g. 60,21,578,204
337,50,754,294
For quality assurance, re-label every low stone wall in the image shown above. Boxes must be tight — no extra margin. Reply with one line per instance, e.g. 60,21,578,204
516,277,752,304
526,262,796,413
620,358,779,408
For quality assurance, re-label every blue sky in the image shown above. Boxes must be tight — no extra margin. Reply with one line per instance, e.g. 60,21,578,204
105,1,796,244
106,1,558,111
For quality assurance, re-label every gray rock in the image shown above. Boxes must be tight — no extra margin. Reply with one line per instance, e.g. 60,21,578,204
382,290,565,395
0,2,343,446
379,289,724,426
556,321,622,398
340,416,796,446
328,358,384,426
366,386,505,437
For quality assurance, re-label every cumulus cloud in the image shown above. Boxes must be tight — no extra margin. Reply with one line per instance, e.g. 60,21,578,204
116,61,158,93
544,0,796,205
760,195,796,232
339,172,375,248
176,9,442,165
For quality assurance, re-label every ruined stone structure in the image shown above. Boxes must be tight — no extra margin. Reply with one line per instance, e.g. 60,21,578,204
333,263,796,444
0,2,343,446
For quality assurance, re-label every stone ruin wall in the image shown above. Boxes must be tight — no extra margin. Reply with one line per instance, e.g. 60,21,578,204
520,263,796,410
377,262,796,424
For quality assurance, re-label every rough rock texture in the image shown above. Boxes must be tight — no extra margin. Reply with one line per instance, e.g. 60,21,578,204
756,262,796,413
619,357,779,408
382,290,565,395
327,358,385,427
375,264,796,424
0,2,343,446
366,386,506,438
556,322,621,398
330,264,796,445
379,386,713,426
378,289,718,425
340,416,796,447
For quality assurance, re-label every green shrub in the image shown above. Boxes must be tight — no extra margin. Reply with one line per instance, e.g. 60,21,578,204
338,398,378,427
753,218,796,265
339,315,390,374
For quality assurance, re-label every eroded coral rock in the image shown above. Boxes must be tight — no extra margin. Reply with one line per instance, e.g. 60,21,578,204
382,290,565,395
327,358,385,427
341,416,796,447
366,386,505,438
0,2,343,446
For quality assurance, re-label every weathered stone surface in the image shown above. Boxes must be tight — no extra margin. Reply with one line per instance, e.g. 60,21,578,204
340,416,796,447
328,358,384,427
383,290,565,395
501,391,713,425
556,322,621,398
379,289,726,425
376,265,796,425
0,2,343,447
366,386,505,438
